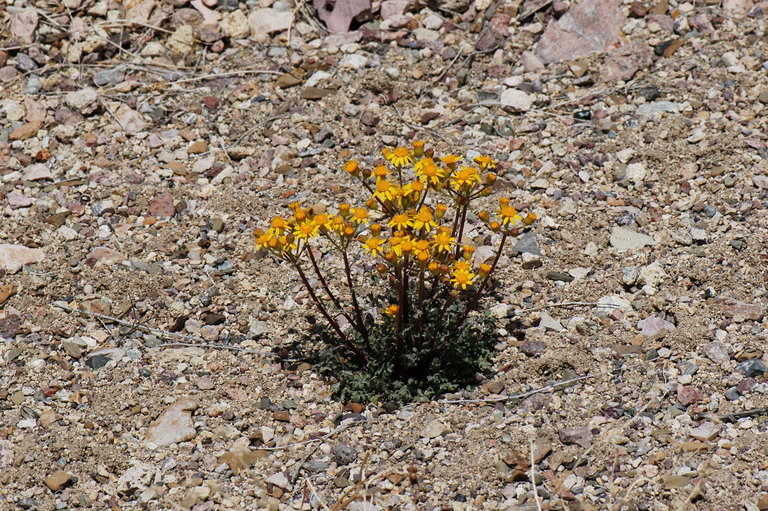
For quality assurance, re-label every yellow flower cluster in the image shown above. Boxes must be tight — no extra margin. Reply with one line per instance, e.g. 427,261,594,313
254,142,536,320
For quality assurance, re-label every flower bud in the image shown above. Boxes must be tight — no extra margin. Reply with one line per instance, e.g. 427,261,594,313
479,263,492,275
412,140,425,157
485,172,497,184
339,203,351,216
524,213,537,225
490,221,501,231
435,203,448,219
478,210,490,223
370,223,382,236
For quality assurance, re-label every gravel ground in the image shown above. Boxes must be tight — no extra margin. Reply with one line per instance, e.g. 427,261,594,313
2,0,768,509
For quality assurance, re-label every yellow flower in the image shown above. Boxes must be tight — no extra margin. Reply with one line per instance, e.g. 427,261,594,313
344,160,360,175
374,179,400,202
384,304,400,317
255,231,274,250
417,162,446,186
499,204,523,226
402,180,425,198
328,216,346,234
294,221,320,240
414,157,435,171
313,213,330,229
432,228,455,253
453,260,471,272
474,155,495,169
351,207,369,224
269,216,289,234
450,269,475,290
388,213,412,231
412,206,436,231
391,236,415,257
440,154,462,168
385,147,414,168
373,165,389,178
362,236,385,257
450,166,481,191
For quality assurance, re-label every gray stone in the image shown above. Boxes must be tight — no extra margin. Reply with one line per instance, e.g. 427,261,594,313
735,359,767,378
93,66,126,86
558,427,592,448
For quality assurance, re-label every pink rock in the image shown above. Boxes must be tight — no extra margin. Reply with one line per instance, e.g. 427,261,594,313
22,163,53,181
313,0,371,33
522,51,545,72
148,192,176,218
114,104,147,136
637,316,675,340
677,385,703,406
84,247,126,266
600,38,653,82
724,0,754,16
8,192,32,209
535,0,626,64
11,8,38,44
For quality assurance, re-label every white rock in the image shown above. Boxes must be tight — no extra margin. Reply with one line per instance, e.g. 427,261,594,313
616,148,634,163
638,261,666,287
689,422,720,441
340,54,367,70
0,244,45,274
114,104,147,135
609,227,656,252
539,312,564,332
625,162,646,185
219,10,250,39
266,472,291,489
500,88,533,112
65,88,99,114
420,419,450,439
596,295,632,315
248,8,293,42
144,399,197,447
305,70,331,87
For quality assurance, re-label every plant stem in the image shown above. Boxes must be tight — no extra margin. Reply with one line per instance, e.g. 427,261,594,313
294,261,367,363
341,250,369,342
458,232,508,325
416,265,426,343
307,247,356,328
454,202,468,258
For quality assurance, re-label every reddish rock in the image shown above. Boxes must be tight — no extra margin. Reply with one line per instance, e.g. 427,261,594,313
600,38,654,82
535,0,626,64
148,193,176,218
677,385,703,406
